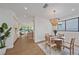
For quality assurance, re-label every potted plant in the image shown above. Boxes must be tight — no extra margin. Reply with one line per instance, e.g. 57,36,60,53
0,23,12,49
0,27,5,48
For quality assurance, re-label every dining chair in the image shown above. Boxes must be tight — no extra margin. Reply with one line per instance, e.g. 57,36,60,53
45,33,50,46
45,33,56,46
57,33,64,39
19,32,25,40
62,38,75,55
45,33,57,54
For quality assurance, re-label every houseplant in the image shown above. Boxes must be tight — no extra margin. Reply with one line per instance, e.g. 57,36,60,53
0,23,12,49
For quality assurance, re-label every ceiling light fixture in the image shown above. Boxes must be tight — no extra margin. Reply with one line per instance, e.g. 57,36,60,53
50,10,58,26
50,10,58,36
24,7,28,10
72,9,75,11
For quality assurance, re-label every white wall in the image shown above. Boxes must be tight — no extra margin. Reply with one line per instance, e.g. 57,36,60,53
16,17,34,30
0,9,16,26
18,17,33,24
34,17,52,42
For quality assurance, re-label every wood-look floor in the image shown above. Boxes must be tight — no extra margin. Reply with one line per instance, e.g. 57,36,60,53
5,37,45,55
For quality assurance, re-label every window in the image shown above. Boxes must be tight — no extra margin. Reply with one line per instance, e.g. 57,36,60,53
57,17,79,32
57,21,65,31
66,18,78,31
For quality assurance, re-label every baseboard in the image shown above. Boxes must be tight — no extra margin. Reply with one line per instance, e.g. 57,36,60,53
36,40,45,44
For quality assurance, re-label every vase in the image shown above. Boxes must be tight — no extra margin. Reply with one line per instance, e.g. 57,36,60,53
53,30,57,36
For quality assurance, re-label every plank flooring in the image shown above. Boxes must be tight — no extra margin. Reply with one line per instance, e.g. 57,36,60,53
5,37,45,55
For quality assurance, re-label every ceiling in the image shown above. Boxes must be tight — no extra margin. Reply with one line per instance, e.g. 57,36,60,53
0,3,79,20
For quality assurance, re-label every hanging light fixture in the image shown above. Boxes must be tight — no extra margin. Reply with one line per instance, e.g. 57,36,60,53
50,10,58,26
50,10,58,36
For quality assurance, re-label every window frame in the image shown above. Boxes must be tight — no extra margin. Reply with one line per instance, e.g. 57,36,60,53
57,17,79,32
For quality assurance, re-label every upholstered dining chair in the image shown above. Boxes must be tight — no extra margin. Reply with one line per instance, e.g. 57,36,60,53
62,38,75,55
57,33,64,39
45,33,56,46
45,33,51,46
45,33,57,54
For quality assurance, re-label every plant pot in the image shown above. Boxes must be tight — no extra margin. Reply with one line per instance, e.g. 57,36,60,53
0,40,5,49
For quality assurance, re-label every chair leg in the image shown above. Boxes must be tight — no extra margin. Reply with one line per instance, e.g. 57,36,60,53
70,47,74,55
70,49,72,55
72,47,74,55
49,46,52,55
63,46,64,50
44,43,48,50
45,43,47,48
